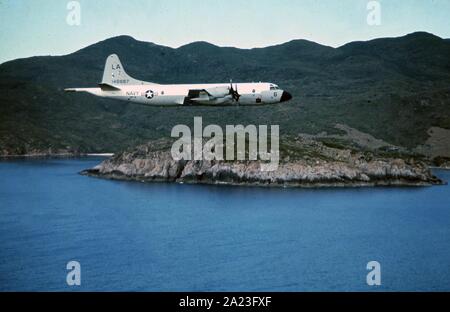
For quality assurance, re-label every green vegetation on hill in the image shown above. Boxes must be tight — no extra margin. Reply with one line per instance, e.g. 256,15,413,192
0,32,449,155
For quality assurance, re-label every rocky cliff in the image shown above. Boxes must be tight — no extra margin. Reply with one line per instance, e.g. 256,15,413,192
81,138,443,187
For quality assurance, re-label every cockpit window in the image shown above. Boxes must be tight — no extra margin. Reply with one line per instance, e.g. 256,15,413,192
270,85,279,90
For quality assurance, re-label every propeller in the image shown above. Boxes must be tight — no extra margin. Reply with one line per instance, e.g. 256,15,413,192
229,79,240,102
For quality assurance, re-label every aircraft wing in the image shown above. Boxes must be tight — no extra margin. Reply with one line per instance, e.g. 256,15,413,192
184,88,233,105
186,89,211,102
186,86,231,103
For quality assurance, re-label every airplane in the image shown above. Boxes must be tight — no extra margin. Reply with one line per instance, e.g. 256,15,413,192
65,54,292,106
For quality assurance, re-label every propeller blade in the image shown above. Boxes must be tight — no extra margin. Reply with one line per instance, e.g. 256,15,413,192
228,79,240,102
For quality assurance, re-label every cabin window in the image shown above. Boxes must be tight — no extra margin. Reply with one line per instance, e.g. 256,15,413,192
161,91,164,95
270,86,279,90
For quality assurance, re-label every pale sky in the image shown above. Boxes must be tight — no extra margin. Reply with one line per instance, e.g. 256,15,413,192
0,0,449,64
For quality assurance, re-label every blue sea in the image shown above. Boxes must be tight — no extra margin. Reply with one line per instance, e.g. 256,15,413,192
0,158,449,291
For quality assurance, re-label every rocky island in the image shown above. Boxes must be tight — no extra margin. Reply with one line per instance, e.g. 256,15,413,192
81,137,443,187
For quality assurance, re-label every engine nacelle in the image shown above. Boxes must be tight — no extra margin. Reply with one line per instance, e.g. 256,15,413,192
205,86,230,98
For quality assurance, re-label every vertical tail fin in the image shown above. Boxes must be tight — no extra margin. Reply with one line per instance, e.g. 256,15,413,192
101,54,153,86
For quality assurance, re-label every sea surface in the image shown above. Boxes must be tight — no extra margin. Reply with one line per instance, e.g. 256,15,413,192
0,158,449,291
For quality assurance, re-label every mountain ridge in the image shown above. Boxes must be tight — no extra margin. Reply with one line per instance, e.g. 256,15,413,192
0,32,449,159
3,31,446,66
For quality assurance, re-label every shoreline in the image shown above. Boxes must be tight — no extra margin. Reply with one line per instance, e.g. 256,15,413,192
0,155,446,188
1,154,448,171
0,153,114,159
429,166,450,170
80,169,445,188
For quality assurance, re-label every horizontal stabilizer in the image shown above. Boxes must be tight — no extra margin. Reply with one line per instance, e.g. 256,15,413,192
98,83,121,91
64,87,101,96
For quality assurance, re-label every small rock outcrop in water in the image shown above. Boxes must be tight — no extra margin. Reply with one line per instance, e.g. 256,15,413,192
81,138,443,187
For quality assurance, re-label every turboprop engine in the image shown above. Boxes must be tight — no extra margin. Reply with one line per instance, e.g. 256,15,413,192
206,86,230,98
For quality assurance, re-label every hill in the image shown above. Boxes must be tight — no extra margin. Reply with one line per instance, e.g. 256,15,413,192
0,32,449,160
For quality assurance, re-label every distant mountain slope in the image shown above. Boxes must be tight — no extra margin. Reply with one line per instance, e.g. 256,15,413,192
0,32,449,156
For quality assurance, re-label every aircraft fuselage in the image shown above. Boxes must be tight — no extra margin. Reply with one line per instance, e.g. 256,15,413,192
76,82,291,106
65,54,293,106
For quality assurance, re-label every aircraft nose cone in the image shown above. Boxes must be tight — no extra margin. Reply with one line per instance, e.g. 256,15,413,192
280,91,292,102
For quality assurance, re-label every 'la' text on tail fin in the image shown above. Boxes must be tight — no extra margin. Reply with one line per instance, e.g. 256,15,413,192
101,54,154,86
